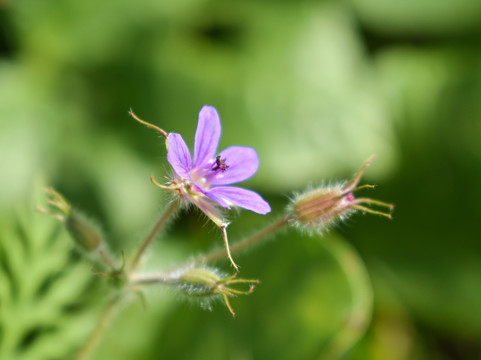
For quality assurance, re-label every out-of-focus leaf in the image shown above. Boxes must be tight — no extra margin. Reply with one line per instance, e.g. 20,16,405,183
376,46,481,162
0,183,102,360
349,0,481,35
151,2,397,190
351,45,481,338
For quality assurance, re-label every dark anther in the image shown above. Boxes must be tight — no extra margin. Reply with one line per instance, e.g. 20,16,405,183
212,155,229,172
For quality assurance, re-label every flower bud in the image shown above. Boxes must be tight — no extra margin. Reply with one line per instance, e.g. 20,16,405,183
178,267,259,317
65,211,103,252
291,157,393,233
38,188,121,277
39,188,104,252
179,267,223,292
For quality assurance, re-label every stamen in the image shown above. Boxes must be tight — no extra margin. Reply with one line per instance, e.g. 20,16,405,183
212,155,229,172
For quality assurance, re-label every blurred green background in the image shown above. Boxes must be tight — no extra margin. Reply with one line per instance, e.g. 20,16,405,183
1,0,481,359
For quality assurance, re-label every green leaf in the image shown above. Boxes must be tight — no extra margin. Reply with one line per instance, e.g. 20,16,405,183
0,185,103,360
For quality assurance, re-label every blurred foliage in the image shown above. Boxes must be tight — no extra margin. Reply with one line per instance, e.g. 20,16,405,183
1,0,481,359
0,185,104,360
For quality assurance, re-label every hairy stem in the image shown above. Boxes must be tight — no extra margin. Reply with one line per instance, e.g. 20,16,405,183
194,214,293,266
75,297,121,360
129,271,177,285
130,215,293,285
130,200,179,271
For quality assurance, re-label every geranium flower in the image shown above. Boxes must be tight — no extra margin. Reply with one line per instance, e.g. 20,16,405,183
131,105,270,269
165,105,270,214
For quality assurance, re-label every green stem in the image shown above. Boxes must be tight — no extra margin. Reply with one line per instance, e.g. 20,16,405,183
98,249,117,270
193,214,292,266
319,237,373,360
75,297,121,360
129,271,176,285
130,200,179,271
130,215,293,285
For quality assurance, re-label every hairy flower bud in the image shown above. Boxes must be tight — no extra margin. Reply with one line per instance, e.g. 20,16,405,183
39,188,104,252
66,212,103,251
177,267,259,317
290,157,393,232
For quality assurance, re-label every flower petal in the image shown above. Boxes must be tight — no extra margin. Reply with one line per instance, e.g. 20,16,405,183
210,146,259,185
167,133,192,179
206,186,271,214
193,105,221,168
192,181,231,209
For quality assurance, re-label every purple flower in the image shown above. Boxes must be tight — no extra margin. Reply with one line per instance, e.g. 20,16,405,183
165,105,271,221
131,105,270,270
146,105,271,270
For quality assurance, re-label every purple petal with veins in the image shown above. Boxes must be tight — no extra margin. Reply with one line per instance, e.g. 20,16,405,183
206,186,271,214
193,106,221,168
167,133,192,180
210,146,259,186
198,186,232,209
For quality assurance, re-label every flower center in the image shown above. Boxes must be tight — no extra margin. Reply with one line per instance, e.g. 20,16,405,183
211,155,229,173
190,156,230,189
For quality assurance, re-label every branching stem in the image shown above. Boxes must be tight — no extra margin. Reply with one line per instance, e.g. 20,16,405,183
193,214,293,266
130,214,293,285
